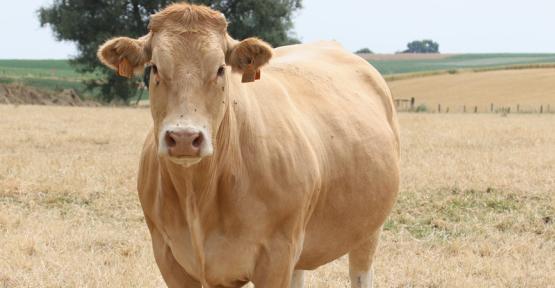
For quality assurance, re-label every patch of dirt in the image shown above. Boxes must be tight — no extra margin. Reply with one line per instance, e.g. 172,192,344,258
0,84,98,106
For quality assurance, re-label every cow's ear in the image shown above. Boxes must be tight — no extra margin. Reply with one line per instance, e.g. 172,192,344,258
97,36,150,78
227,37,273,83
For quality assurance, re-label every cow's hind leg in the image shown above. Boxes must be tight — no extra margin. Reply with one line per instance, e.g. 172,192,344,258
290,270,305,288
348,232,380,288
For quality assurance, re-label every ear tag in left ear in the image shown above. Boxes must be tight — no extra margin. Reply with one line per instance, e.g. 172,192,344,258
117,58,133,78
242,63,256,83
255,69,261,80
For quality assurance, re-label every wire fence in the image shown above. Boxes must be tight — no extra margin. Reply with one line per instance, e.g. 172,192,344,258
394,97,554,114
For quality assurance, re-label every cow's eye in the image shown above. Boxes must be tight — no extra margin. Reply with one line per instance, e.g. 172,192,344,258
217,65,225,77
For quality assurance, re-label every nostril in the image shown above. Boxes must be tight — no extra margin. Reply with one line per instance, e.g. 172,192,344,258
192,133,203,148
165,131,176,147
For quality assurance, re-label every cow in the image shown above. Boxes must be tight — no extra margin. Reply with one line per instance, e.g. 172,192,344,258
97,3,399,288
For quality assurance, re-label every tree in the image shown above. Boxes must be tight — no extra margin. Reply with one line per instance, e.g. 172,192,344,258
39,0,303,103
403,40,439,53
355,48,373,54
192,0,302,46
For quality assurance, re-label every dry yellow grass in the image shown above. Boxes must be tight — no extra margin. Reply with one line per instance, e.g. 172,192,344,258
1,105,553,287
389,68,555,113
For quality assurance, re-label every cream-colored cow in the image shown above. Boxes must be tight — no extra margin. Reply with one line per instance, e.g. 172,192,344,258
98,3,399,288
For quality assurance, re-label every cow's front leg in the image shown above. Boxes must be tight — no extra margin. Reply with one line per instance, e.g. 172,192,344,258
146,216,201,288
251,240,300,288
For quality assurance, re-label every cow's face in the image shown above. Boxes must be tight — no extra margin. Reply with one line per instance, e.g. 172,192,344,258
97,4,272,167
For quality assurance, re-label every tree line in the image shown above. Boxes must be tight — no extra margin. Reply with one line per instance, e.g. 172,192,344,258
356,39,440,55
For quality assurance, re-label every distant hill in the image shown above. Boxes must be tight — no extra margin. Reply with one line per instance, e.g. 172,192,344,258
0,59,95,93
361,53,555,75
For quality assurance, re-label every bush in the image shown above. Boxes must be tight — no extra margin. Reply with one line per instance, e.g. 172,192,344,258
415,104,428,113
403,40,439,53
355,48,373,54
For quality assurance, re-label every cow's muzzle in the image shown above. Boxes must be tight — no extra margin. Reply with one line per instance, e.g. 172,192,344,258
164,128,204,158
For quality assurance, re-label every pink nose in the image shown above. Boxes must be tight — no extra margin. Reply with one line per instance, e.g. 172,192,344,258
165,129,204,157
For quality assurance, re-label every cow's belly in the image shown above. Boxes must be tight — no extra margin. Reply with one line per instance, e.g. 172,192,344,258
295,123,399,269
296,185,397,269
297,177,398,269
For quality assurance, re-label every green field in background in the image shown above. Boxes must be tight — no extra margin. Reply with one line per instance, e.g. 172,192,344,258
2,54,555,99
0,59,96,93
368,53,555,75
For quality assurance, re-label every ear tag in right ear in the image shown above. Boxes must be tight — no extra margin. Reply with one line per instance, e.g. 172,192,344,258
255,69,261,80
117,58,133,78
241,64,256,83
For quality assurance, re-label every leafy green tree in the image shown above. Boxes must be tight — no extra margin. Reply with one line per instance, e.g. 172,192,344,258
39,0,302,103
403,40,439,53
355,48,373,54
192,0,302,46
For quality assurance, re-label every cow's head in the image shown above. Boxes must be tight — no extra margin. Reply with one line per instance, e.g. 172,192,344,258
97,3,272,167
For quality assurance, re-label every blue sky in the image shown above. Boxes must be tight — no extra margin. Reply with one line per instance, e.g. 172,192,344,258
1,0,554,59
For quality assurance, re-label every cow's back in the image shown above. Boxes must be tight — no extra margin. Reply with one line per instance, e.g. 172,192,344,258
269,41,397,136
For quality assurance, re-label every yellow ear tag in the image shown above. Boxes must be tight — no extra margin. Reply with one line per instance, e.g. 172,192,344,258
241,63,256,83
117,58,133,78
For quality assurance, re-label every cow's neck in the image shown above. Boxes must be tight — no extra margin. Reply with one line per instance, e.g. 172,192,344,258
157,92,240,283
160,96,239,222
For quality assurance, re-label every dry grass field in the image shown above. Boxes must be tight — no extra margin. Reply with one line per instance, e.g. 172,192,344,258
1,105,554,287
389,68,555,112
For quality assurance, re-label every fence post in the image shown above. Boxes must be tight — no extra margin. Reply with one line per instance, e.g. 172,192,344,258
474,106,478,113
540,105,543,114
410,97,415,111
446,107,449,113
490,103,494,112
507,107,511,114
438,104,441,113
463,105,466,113
517,104,520,113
